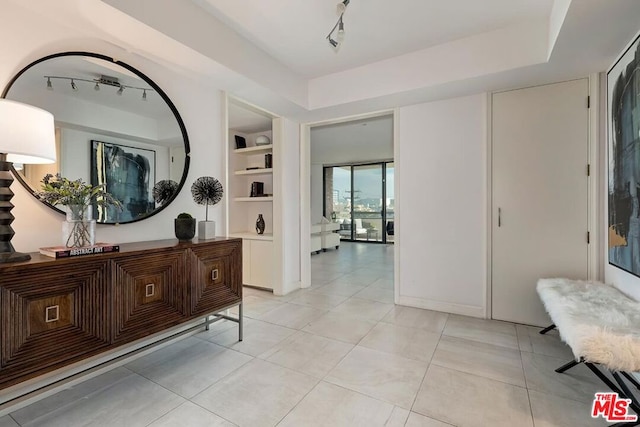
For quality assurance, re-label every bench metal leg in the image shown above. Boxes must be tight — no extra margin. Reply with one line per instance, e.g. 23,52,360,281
612,371,640,426
539,324,556,335
239,302,243,342
622,372,640,392
585,363,640,425
555,359,581,373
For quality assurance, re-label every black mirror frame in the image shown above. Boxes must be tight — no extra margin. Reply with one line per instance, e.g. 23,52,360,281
1,51,191,225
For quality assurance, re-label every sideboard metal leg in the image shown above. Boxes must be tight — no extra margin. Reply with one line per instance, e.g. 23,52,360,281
205,315,210,331
239,302,243,341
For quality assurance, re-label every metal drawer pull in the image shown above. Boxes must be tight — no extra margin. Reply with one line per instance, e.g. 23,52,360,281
45,305,60,323
146,283,155,297
211,269,219,281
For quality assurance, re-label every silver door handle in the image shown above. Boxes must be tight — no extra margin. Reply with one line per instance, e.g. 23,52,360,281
498,208,501,227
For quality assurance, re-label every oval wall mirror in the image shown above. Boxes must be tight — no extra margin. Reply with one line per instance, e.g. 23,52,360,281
2,52,190,224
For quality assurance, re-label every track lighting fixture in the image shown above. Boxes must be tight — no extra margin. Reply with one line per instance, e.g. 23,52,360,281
43,75,153,101
327,0,350,50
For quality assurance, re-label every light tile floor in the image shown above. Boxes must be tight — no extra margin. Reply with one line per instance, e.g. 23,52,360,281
2,243,613,426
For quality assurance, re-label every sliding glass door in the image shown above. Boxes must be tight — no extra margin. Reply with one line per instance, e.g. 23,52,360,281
324,161,393,243
353,164,383,242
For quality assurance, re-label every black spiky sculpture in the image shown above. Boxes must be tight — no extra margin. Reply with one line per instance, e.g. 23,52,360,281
152,180,178,206
191,176,223,221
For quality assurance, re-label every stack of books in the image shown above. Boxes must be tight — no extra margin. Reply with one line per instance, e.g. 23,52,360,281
39,243,120,259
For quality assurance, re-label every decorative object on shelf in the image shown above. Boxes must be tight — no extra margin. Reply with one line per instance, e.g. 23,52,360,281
191,176,223,240
265,153,272,169
255,135,271,146
174,212,196,242
250,181,264,197
326,0,350,50
152,180,178,206
256,214,266,235
37,173,121,248
0,100,56,263
234,135,246,149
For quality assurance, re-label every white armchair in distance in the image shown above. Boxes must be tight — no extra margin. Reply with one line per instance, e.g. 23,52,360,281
338,218,368,239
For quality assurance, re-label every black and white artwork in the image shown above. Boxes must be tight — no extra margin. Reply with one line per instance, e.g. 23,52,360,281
608,33,640,277
91,140,156,222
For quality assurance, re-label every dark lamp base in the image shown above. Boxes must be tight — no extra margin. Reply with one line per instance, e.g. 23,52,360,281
0,251,31,263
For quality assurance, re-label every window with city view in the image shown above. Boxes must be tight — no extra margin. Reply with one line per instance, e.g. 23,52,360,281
324,162,394,243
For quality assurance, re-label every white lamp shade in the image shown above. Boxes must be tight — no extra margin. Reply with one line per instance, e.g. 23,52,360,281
0,99,56,164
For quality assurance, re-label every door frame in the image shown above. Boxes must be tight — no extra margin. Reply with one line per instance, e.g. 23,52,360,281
486,75,602,319
300,109,397,290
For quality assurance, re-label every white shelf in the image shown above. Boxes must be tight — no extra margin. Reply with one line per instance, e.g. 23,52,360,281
234,196,274,202
233,145,273,155
234,168,273,176
229,232,273,241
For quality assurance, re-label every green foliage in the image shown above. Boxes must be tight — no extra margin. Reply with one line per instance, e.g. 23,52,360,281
177,212,193,219
36,173,122,210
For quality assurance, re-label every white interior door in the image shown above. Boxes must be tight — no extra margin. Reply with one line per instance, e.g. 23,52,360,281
492,79,589,326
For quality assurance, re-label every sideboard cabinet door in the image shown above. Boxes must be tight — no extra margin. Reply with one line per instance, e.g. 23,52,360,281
112,250,189,343
0,259,110,388
189,241,242,316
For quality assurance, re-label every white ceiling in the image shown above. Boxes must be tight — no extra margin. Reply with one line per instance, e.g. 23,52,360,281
11,0,640,120
194,0,554,78
228,100,273,133
311,115,393,164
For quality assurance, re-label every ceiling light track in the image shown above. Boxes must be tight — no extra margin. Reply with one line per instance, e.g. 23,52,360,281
43,75,154,100
327,0,349,50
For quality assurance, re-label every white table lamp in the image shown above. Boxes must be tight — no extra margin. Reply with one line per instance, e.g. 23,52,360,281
0,99,56,263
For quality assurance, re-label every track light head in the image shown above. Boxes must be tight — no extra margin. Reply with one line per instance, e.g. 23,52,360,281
142,89,147,101
46,77,53,90
328,37,339,48
94,82,100,91
337,17,345,41
117,85,124,96
337,0,350,14
70,79,78,91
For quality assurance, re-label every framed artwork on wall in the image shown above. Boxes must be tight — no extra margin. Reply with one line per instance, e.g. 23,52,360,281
608,32,640,277
90,140,156,223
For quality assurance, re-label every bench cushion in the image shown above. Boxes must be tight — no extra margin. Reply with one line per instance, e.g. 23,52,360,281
537,278,640,372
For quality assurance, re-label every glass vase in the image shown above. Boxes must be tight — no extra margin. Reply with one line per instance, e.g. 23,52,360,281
62,205,96,248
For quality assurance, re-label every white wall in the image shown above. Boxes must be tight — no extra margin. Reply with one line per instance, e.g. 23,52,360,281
310,163,323,224
278,118,301,294
396,94,487,317
1,15,225,251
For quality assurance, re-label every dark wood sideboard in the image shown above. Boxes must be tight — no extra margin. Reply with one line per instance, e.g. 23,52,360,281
0,238,243,390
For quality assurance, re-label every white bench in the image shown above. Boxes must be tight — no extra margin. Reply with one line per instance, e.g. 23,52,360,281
537,278,640,425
